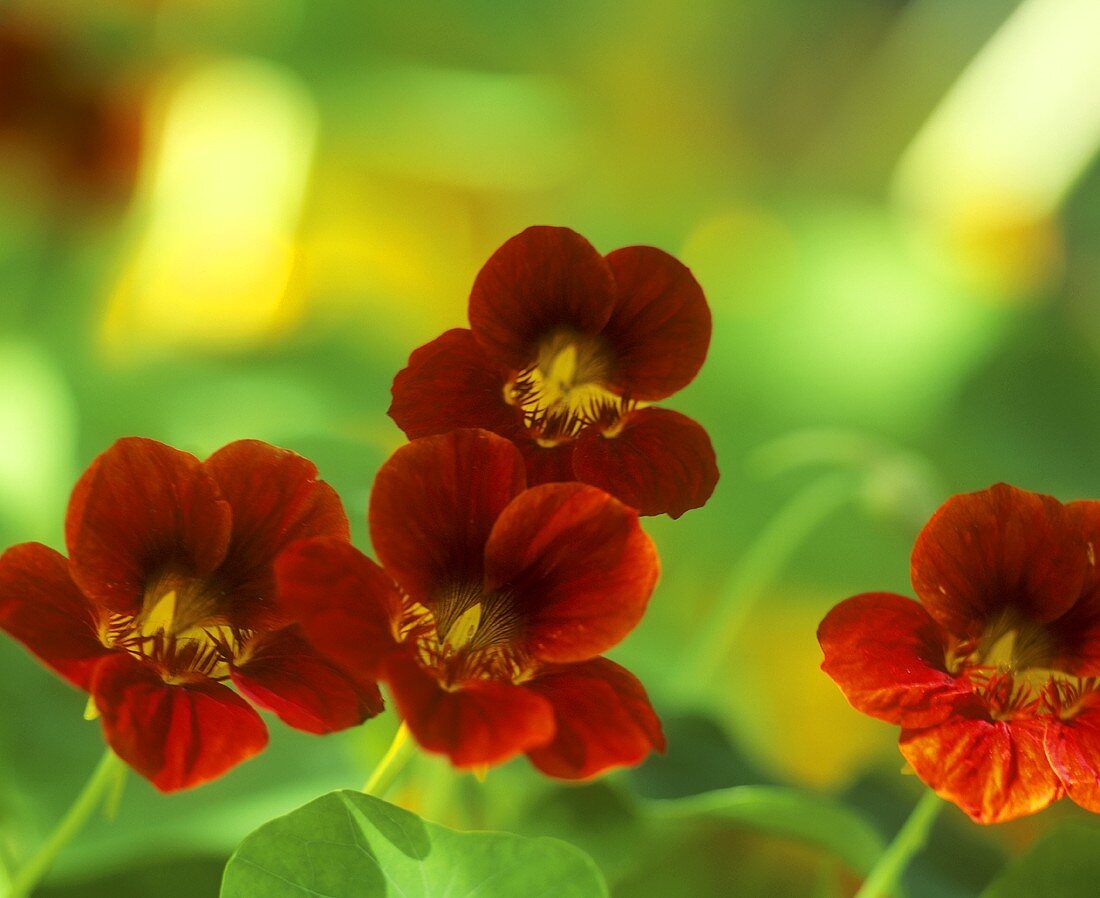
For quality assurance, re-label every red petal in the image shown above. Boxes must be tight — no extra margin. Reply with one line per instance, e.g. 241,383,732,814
601,246,711,400
1048,500,1100,674
385,651,554,768
369,429,526,607
468,227,615,372
92,654,268,792
0,543,111,690
273,537,403,680
389,328,524,441
817,593,970,728
1044,693,1100,812
899,714,1062,824
525,657,665,779
231,626,383,734
911,483,1088,635
483,482,658,663
203,440,349,629
573,407,718,518
513,436,578,485
65,438,231,615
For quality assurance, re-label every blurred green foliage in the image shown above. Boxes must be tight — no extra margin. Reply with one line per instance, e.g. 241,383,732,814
3,0,1100,895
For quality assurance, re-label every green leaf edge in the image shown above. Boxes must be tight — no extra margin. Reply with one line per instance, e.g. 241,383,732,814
220,789,610,898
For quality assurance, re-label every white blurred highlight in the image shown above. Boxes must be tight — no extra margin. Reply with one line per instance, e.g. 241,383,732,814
896,0,1100,215
104,58,317,355
893,0,1100,296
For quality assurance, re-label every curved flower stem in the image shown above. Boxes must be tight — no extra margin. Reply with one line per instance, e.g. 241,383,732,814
6,747,125,898
855,789,943,898
363,722,415,798
680,471,857,688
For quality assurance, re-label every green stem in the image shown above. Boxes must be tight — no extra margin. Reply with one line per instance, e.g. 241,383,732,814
681,471,857,687
363,722,415,799
6,748,125,898
855,790,943,898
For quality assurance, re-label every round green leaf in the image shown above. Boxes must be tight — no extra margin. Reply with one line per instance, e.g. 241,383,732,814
220,790,608,898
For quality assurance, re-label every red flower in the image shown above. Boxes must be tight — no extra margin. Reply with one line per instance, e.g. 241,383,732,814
276,428,666,776
818,483,1100,823
389,226,718,519
0,18,144,204
0,438,382,791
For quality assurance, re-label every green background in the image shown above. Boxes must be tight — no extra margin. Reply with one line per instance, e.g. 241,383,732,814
2,0,1100,895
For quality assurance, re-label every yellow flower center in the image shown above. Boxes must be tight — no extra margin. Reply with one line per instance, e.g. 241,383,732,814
505,332,629,446
444,603,482,651
99,575,247,684
403,587,530,688
947,610,1091,721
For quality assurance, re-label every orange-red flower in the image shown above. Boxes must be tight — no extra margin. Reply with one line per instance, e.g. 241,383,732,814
276,428,666,776
0,438,382,791
389,226,718,519
818,483,1100,823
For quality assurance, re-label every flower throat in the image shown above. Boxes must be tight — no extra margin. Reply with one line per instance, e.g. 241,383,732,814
948,610,1094,721
505,332,630,446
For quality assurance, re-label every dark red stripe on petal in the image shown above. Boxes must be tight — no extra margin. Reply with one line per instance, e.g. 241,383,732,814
469,227,615,371
0,543,110,690
273,537,403,681
602,246,711,400
203,440,349,629
389,328,523,441
818,593,969,728
911,483,1089,636
231,626,383,735
66,438,231,615
900,714,1062,824
573,407,717,518
92,654,267,792
525,657,664,780
369,430,526,608
484,482,658,663
385,651,554,768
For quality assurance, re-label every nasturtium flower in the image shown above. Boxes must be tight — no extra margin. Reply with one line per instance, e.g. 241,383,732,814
389,226,718,519
276,428,666,777
0,438,382,791
818,483,1100,823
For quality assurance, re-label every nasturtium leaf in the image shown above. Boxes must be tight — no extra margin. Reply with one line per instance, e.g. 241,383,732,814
220,790,608,898
979,821,1100,898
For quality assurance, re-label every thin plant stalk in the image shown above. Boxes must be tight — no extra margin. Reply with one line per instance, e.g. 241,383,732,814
363,722,415,798
6,747,125,898
855,789,943,898
681,471,857,687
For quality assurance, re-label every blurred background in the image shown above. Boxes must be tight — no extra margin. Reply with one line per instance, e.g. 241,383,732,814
2,0,1099,895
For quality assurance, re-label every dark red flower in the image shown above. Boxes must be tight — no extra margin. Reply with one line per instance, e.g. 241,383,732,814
276,428,665,776
818,483,1100,823
388,227,718,519
0,438,382,791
